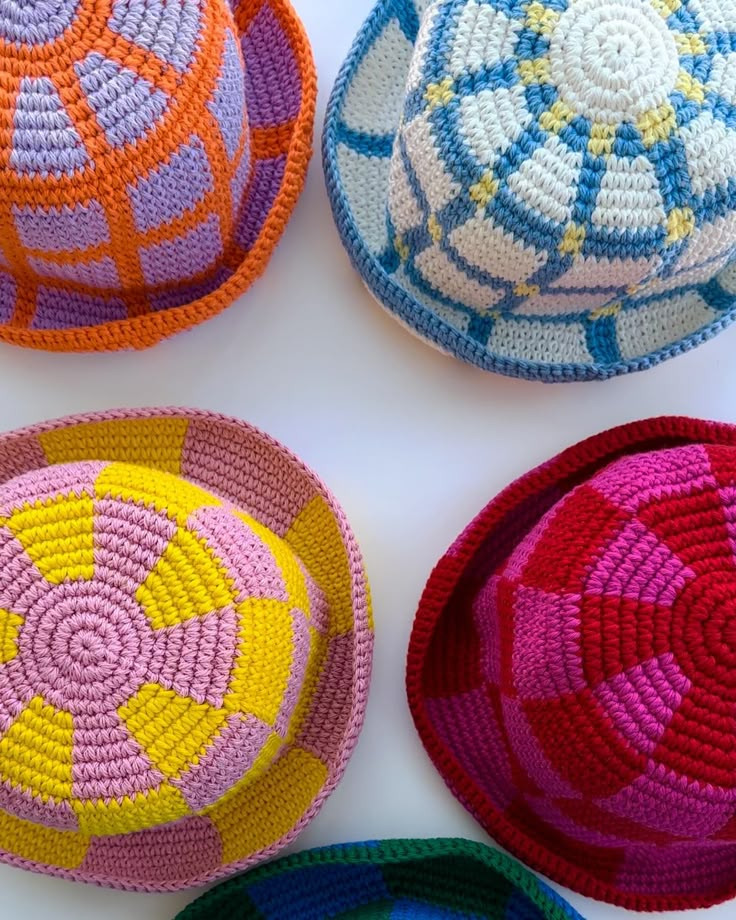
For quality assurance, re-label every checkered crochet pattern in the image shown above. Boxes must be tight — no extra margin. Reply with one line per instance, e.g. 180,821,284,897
0,409,372,890
324,0,736,380
408,416,736,911
174,838,583,919
0,0,316,351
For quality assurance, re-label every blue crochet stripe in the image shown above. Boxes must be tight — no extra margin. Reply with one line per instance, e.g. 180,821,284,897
322,0,736,382
335,121,394,158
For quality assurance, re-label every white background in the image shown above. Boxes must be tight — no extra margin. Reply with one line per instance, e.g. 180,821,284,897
1,2,735,917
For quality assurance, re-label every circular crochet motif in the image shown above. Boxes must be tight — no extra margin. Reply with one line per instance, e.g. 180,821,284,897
0,460,318,836
324,0,736,379
390,0,736,317
407,418,736,910
549,0,679,121
0,0,315,351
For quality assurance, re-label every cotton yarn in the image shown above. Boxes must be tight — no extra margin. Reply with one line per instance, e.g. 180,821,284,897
0,409,372,890
174,838,583,919
324,0,736,380
408,416,736,910
0,0,316,351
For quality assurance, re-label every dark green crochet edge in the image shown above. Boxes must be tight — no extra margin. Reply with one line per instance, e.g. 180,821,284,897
175,838,582,918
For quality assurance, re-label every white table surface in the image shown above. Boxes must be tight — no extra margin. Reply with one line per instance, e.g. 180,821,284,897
0,2,735,917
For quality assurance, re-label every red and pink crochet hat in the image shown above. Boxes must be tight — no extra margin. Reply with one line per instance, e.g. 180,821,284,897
408,417,736,911
0,408,372,890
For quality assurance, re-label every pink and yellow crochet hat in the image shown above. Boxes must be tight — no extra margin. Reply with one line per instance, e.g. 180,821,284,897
0,408,372,890
0,0,315,351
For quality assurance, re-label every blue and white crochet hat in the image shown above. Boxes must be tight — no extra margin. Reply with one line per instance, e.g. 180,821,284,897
323,0,736,381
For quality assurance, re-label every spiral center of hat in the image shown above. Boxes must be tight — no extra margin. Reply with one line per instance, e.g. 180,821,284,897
549,0,679,122
0,0,82,45
671,573,736,697
21,584,152,714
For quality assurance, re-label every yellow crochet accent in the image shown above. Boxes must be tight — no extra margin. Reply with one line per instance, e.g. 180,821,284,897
0,811,88,869
74,783,189,836
0,609,23,663
0,697,73,801
469,174,500,208
425,77,455,109
518,57,551,86
287,496,358,635
40,418,189,473
559,223,586,257
514,283,540,297
588,123,616,157
227,599,300,724
5,493,95,583
137,527,237,629
651,0,681,16
674,32,707,56
525,1,560,34
210,747,327,863
539,100,575,134
590,302,623,320
119,683,228,779
667,207,696,244
95,463,220,526
395,235,410,262
72,783,190,837
675,71,706,104
428,214,443,243
638,103,676,147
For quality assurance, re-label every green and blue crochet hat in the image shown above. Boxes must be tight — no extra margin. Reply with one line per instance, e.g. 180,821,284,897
323,0,736,382
174,838,584,918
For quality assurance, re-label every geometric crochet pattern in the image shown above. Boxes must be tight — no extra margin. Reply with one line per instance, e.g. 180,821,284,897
324,0,736,380
0,409,372,891
408,416,736,911
0,0,316,351
174,838,584,919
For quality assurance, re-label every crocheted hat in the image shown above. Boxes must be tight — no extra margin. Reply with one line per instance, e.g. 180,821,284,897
0,408,372,890
324,0,736,381
0,0,315,351
174,838,583,918
407,416,736,910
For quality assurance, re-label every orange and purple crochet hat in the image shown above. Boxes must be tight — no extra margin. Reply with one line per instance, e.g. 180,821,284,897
0,408,372,890
0,0,315,351
408,417,736,911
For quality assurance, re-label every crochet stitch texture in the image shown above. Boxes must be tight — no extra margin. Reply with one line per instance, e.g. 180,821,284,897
0,409,372,890
0,0,315,351
175,838,584,918
408,417,736,910
324,0,736,379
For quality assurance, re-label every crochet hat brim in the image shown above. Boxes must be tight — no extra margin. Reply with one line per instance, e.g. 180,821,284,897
174,838,583,918
0,408,372,891
323,1,736,382
407,416,736,911
0,0,316,353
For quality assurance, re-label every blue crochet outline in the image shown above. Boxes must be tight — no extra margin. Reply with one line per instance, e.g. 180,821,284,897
322,0,736,382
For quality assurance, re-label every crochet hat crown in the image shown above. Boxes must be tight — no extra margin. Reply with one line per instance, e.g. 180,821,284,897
409,423,736,908
388,0,736,321
0,0,255,332
0,458,325,838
